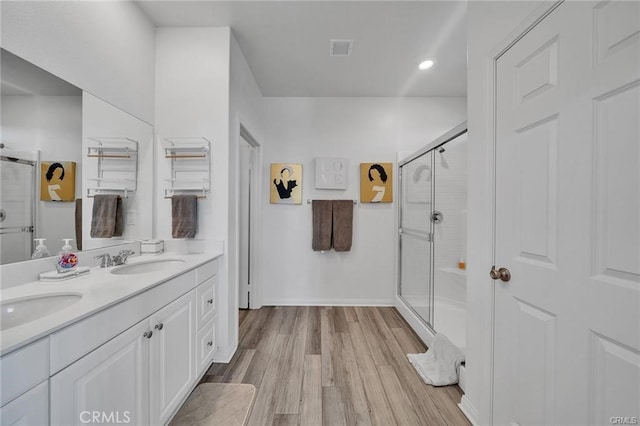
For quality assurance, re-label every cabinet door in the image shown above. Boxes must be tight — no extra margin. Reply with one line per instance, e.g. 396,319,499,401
50,320,150,426
149,291,196,425
0,381,48,426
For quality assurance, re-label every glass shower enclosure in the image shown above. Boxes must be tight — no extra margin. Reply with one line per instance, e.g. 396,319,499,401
398,124,468,350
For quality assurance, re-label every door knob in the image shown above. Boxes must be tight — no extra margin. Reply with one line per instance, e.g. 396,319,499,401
490,265,511,282
207,299,213,304
143,331,153,339
155,323,164,331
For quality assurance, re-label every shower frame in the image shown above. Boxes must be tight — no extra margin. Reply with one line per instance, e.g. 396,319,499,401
396,121,467,339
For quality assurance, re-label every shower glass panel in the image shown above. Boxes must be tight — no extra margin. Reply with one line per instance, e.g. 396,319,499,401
0,157,35,264
399,151,433,325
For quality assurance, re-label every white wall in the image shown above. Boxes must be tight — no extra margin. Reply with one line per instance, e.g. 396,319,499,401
261,97,466,306
1,95,82,252
1,1,156,124
154,27,233,361
228,32,265,348
464,2,543,424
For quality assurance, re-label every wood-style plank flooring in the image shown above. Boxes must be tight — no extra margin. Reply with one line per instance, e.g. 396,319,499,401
203,307,469,426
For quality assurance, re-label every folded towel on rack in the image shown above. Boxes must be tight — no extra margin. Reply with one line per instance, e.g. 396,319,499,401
90,195,123,238
75,198,83,250
332,200,354,252
312,200,333,251
172,195,198,238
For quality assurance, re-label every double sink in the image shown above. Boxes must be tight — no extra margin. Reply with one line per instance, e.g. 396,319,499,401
1,258,185,331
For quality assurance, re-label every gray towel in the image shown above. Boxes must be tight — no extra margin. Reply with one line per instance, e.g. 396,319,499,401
172,195,198,238
90,195,123,238
332,200,353,252
312,200,332,251
75,198,82,250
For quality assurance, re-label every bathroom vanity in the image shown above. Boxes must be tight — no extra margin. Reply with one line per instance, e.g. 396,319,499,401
0,251,222,425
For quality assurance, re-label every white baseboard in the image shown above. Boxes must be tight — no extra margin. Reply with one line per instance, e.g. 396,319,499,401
261,298,395,307
458,395,480,426
212,344,237,363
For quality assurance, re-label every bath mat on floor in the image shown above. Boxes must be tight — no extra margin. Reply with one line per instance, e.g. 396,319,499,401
407,333,465,386
169,383,256,426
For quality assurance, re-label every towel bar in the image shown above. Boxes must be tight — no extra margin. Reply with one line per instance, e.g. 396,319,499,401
307,199,357,204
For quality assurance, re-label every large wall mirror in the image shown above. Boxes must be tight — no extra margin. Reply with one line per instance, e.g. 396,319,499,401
0,49,154,265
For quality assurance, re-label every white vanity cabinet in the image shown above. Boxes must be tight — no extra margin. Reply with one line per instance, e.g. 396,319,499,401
44,256,219,426
0,338,49,425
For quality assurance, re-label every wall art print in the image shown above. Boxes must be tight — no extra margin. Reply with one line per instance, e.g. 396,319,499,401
270,163,302,204
40,161,76,201
360,162,393,203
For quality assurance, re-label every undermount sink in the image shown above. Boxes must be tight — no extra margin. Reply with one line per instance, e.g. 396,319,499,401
1,293,82,331
109,259,185,275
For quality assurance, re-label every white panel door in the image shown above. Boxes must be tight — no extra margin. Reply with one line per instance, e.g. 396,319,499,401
494,2,640,425
149,290,195,426
50,319,150,426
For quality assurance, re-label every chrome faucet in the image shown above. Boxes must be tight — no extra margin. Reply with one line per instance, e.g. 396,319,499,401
95,253,113,268
112,249,135,265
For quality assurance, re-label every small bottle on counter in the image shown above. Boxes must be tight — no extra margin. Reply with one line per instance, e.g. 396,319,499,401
458,257,466,270
56,238,79,272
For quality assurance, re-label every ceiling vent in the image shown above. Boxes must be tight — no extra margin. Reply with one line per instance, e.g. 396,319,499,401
330,39,353,57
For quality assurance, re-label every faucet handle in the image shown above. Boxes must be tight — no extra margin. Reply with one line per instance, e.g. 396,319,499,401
95,253,112,268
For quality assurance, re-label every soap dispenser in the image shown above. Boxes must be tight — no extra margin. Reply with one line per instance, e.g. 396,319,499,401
31,238,51,259
56,238,78,272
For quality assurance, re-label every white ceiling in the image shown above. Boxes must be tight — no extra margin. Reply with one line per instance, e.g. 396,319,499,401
135,1,468,97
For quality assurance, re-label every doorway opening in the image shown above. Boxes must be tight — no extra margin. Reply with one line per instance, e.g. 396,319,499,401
238,125,260,310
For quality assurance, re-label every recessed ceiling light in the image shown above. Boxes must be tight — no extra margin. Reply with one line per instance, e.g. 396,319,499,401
418,59,435,70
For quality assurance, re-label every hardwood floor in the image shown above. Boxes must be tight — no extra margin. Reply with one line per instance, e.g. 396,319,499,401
204,307,469,426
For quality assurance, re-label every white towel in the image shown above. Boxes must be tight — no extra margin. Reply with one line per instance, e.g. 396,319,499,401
407,333,465,386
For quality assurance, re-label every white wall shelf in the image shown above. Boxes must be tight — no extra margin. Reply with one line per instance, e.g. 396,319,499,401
162,137,211,199
86,137,138,198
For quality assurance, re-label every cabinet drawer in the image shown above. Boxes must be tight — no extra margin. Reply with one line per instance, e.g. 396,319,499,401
0,338,48,407
195,259,218,285
0,381,48,425
196,276,216,329
195,317,215,375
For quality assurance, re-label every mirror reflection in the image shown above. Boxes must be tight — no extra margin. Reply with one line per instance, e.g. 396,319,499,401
0,49,154,264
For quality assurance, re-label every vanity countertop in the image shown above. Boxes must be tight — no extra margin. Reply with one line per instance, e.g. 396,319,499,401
0,250,223,356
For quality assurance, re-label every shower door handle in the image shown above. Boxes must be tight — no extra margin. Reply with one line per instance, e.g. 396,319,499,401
490,265,511,282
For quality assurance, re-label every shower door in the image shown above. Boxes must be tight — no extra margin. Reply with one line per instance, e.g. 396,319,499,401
398,150,434,326
0,156,36,264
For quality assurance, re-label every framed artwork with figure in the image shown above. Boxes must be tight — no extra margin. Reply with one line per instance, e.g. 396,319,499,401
40,161,76,201
270,163,302,204
360,162,393,203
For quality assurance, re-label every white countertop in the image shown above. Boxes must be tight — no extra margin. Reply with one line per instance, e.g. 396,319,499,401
0,250,222,356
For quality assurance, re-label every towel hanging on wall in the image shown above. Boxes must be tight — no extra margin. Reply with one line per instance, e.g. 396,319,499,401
311,200,354,252
312,200,333,251
90,194,123,238
332,200,353,251
172,195,198,238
